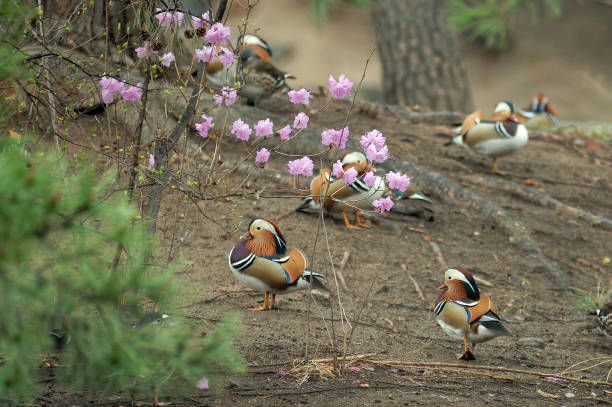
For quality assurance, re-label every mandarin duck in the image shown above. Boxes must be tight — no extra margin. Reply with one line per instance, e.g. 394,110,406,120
434,268,510,360
228,218,326,311
446,101,528,174
297,151,385,230
516,92,559,128
236,34,295,105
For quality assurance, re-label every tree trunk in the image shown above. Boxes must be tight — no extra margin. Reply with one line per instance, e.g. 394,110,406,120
372,0,473,112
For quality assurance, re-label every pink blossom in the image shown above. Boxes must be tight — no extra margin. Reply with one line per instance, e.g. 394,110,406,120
372,197,394,214
120,84,142,101
278,125,291,140
332,160,343,178
196,45,217,63
385,171,410,192
343,167,357,184
278,370,286,377
363,171,378,187
389,368,399,373
231,119,251,141
365,144,389,163
191,11,210,28
293,112,309,129
255,148,270,164
196,377,209,390
214,86,238,107
287,88,310,105
343,364,361,372
287,156,314,177
544,376,567,382
155,9,183,27
160,52,175,67
360,129,386,150
155,9,173,26
135,46,157,59
321,127,349,150
205,22,230,44
328,74,353,99
254,118,274,137
148,154,155,169
100,76,124,104
172,12,184,27
194,114,213,138
219,47,234,66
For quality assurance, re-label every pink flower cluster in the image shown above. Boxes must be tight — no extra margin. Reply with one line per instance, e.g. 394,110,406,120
343,167,358,184
278,125,291,140
287,156,314,177
160,52,175,67
195,114,214,138
254,118,274,137
293,112,309,129
219,47,234,66
214,86,238,107
332,160,343,178
321,127,349,150
100,77,142,104
135,46,158,59
205,22,230,44
191,11,210,28
329,74,353,99
372,197,394,214
255,148,270,164
385,171,410,192
287,88,310,105
231,119,251,141
196,45,217,63
363,171,378,187
361,129,389,163
155,9,184,27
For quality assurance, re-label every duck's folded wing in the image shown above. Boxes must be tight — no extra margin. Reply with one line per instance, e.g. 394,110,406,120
323,179,358,211
460,111,483,135
281,248,307,284
310,168,331,204
467,293,492,323
242,257,288,290
463,122,502,147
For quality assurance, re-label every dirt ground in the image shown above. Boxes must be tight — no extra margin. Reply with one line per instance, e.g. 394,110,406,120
36,91,612,406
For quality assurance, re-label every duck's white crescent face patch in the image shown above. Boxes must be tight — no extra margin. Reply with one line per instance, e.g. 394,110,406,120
493,102,511,115
444,268,471,285
342,152,366,166
250,219,277,235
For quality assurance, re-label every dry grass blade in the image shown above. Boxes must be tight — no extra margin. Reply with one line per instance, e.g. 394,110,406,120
400,264,426,304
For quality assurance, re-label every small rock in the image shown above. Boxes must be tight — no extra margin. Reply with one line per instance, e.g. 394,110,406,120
564,392,575,398
518,337,546,348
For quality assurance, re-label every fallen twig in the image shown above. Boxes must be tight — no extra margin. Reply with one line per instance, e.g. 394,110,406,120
429,241,448,270
336,250,350,291
401,264,426,304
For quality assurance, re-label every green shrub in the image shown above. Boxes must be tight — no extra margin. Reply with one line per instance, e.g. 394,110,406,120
0,139,244,402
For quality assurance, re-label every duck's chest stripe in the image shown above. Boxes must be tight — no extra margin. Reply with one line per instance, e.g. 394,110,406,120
349,179,370,193
434,301,446,316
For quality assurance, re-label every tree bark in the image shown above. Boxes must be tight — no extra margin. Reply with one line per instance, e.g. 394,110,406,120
372,0,473,112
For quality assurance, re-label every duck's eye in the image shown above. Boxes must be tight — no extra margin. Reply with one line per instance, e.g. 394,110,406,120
256,227,261,230
447,276,452,280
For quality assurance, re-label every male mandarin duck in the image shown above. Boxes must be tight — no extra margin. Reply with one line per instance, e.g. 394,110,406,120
228,218,326,311
434,268,510,360
235,34,295,105
516,92,559,128
297,151,385,230
446,101,528,174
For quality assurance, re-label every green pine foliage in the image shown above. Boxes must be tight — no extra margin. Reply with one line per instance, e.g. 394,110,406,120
448,0,562,50
0,140,244,402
